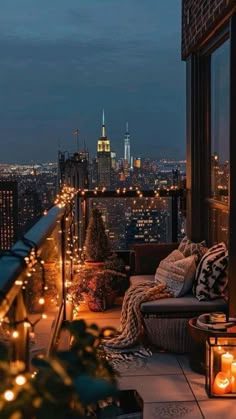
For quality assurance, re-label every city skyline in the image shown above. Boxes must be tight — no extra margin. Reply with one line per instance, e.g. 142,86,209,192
0,0,185,164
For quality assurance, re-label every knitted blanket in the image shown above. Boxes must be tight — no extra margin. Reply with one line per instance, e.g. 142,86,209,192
104,281,173,350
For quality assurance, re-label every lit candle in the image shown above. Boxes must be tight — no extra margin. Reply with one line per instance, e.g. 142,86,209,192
214,346,225,374
231,362,236,392
221,352,233,375
213,371,232,395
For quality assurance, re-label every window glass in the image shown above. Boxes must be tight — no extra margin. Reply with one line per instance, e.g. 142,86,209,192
211,40,230,203
209,207,228,245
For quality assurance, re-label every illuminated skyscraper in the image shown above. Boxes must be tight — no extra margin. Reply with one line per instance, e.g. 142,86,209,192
97,110,111,189
18,187,43,235
58,149,89,247
124,122,131,166
0,181,18,250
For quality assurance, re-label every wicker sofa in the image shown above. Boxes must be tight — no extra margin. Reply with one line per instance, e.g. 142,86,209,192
129,243,228,353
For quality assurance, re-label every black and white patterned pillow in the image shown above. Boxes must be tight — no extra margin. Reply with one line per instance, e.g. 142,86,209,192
193,242,228,301
178,236,208,263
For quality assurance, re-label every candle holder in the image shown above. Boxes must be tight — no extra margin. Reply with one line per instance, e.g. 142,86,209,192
206,333,236,397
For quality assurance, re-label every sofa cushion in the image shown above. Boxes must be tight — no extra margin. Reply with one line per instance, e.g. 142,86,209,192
193,242,228,301
140,293,228,314
178,236,208,262
155,254,196,297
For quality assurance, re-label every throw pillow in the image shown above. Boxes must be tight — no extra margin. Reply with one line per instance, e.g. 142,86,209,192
155,255,196,297
159,249,185,266
193,242,228,301
178,236,208,262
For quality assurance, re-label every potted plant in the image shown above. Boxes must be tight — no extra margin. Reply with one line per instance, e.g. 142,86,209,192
84,208,110,265
0,319,118,418
69,254,129,312
69,267,117,312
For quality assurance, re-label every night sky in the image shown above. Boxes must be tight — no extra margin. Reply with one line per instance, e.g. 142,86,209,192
0,0,185,164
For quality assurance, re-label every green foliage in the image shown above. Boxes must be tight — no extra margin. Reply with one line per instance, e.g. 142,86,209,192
104,253,126,273
68,254,129,311
0,320,118,419
84,208,110,262
103,254,129,296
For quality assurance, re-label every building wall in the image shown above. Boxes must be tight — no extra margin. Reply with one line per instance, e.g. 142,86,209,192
182,0,236,59
0,181,18,250
97,153,111,189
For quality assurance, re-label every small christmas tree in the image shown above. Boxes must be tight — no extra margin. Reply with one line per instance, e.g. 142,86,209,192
84,208,110,262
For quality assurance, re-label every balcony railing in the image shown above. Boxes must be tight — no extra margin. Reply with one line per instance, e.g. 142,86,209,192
76,188,185,251
0,189,76,368
0,187,185,368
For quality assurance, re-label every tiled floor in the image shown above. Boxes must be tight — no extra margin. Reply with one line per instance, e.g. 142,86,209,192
77,303,236,419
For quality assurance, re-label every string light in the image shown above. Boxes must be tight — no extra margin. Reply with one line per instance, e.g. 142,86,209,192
12,330,19,339
4,390,15,401
0,198,78,363
15,375,26,386
38,298,45,305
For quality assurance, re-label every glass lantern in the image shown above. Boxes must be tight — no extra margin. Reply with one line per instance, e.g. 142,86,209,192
206,334,236,397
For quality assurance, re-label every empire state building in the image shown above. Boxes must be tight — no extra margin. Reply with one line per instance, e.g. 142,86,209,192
97,110,111,189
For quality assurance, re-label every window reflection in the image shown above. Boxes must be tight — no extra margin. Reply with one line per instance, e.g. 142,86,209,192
211,40,230,203
209,208,228,246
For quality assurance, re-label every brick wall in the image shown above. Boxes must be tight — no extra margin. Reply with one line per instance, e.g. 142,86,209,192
182,0,236,59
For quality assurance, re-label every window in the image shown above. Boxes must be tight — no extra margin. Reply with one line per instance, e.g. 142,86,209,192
210,40,230,203
205,38,230,245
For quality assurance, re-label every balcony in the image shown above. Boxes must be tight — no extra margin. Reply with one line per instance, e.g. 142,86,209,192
0,187,233,418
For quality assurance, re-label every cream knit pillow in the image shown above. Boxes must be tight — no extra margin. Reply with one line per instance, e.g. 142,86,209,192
155,254,196,297
159,249,185,265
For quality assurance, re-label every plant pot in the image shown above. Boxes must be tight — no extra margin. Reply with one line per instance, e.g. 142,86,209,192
84,261,105,269
87,296,106,312
105,290,118,309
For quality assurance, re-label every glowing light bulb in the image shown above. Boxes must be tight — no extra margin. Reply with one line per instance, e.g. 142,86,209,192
4,390,15,401
41,313,47,319
15,375,26,386
12,330,19,339
39,298,45,305
29,331,35,339
15,280,23,285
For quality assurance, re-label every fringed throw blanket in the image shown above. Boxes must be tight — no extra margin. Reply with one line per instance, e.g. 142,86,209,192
104,281,173,350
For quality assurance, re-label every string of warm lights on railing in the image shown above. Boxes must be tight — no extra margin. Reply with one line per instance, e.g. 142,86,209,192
0,189,80,405
74,185,181,198
49,184,183,276
54,186,77,208
0,238,48,344
49,185,182,218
